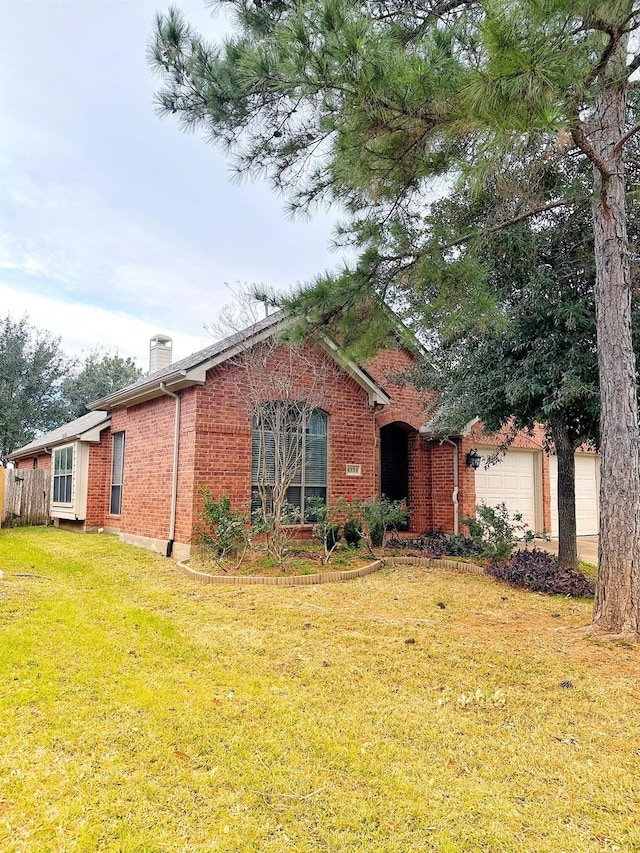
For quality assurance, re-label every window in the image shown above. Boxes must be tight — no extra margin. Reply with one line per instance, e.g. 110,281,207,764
110,432,125,515
252,404,327,522
52,446,74,504
48,442,91,521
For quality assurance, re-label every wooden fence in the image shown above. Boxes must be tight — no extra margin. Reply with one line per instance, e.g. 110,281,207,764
0,468,50,528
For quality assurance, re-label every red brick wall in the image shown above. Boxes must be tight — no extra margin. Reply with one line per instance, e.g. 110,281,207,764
407,433,431,532
103,341,381,550
100,342,444,546
191,342,379,534
16,453,51,471
86,430,111,528
107,388,198,543
366,348,435,430
429,441,457,531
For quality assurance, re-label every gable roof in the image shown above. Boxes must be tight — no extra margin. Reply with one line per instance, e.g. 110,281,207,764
89,311,392,410
8,410,111,460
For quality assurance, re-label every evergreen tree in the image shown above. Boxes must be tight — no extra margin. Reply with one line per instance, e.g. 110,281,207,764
150,1,640,637
415,197,602,570
399,149,640,568
0,315,69,464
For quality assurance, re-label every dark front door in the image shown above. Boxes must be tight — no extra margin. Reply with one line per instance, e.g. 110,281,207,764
380,423,409,503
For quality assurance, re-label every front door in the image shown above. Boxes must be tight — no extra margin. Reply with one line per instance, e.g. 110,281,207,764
380,423,409,503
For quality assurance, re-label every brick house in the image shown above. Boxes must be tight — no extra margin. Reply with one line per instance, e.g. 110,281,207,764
8,313,600,555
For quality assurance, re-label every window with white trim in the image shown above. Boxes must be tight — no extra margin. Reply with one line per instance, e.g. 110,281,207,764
251,404,327,522
110,432,125,515
52,446,74,504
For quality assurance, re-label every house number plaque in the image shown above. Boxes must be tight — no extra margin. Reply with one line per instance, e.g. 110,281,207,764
346,464,362,477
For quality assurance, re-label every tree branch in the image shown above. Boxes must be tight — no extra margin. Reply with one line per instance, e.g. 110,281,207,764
484,198,588,235
429,0,478,18
400,0,478,44
570,124,613,177
613,122,640,155
584,31,617,90
626,51,640,78
445,197,588,249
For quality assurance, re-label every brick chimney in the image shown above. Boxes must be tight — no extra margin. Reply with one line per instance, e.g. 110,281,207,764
149,334,172,374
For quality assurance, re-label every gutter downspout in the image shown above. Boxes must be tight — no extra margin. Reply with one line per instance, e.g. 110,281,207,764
160,382,180,557
441,438,459,535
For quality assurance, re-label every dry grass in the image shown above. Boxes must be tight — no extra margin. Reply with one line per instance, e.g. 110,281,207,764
0,528,638,853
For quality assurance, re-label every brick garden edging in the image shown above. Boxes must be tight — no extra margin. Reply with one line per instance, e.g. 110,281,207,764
176,559,384,586
389,556,486,576
176,555,486,586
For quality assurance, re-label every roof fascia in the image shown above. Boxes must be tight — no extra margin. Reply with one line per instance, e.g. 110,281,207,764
89,370,190,409
78,420,112,444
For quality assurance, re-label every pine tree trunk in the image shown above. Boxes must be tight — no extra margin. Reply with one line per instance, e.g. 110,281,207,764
550,416,577,570
590,36,640,637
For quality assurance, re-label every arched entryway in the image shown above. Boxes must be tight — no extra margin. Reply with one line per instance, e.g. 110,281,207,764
379,421,428,532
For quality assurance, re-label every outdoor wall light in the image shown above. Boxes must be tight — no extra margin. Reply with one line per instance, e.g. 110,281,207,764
465,448,482,469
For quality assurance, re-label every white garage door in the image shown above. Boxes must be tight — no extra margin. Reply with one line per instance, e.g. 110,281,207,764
549,453,600,537
474,448,538,532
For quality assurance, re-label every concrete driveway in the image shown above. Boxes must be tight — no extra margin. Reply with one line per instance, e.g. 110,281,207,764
533,536,599,566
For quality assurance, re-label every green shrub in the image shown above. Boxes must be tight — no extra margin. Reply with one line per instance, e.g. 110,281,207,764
339,496,409,551
362,496,409,549
307,497,342,563
465,502,534,561
193,489,247,565
343,518,363,547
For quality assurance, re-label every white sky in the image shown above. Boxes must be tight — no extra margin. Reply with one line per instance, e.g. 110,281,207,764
0,0,343,368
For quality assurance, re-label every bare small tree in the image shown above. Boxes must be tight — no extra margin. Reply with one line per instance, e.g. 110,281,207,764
208,290,337,564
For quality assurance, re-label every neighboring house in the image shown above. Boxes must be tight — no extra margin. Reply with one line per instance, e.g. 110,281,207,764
8,314,600,555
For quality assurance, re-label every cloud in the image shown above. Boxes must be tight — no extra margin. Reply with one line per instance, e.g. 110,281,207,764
0,0,345,365
0,281,212,367
0,160,232,326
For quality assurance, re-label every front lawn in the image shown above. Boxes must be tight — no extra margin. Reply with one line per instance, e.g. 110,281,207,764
0,528,638,852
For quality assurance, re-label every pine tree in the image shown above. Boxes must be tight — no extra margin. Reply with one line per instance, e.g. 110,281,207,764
150,1,640,637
